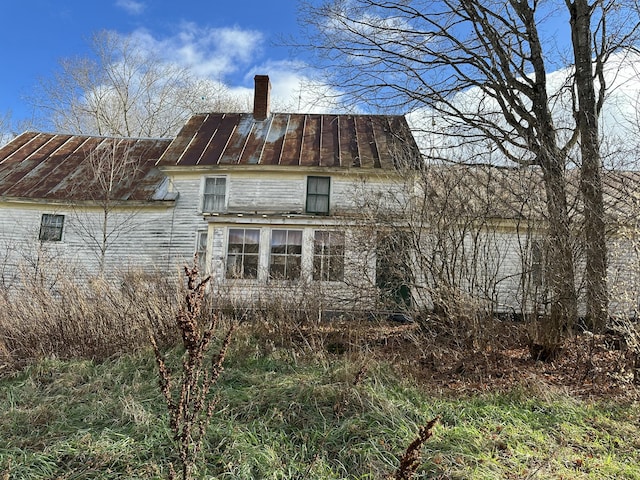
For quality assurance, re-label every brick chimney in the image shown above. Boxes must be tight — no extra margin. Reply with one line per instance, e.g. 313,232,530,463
253,75,271,121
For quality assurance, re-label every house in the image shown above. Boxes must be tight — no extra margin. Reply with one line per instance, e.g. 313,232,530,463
2,75,638,318
0,75,423,313
154,75,422,311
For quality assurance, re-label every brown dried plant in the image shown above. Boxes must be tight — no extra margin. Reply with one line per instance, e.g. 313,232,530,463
391,416,440,480
151,259,234,480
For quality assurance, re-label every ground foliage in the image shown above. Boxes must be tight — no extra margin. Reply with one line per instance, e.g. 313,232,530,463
1,315,639,479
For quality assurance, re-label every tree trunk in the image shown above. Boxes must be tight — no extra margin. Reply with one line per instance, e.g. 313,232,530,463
534,153,578,360
568,0,609,331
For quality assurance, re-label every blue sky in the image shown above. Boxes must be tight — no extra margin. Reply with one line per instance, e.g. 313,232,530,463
2,0,639,149
0,0,307,126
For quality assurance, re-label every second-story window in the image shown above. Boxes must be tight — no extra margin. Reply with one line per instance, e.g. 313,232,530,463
39,214,65,242
306,176,330,215
202,177,227,213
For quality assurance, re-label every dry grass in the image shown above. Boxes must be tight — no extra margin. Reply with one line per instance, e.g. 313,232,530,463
0,268,179,370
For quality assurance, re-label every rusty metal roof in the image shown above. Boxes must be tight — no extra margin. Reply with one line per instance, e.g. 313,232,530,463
0,132,172,203
156,113,420,169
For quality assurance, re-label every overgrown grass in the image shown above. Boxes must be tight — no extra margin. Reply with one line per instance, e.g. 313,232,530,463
1,340,639,479
1,269,639,478
0,269,178,369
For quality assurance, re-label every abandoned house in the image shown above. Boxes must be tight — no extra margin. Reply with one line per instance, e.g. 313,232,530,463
0,76,422,312
1,75,640,317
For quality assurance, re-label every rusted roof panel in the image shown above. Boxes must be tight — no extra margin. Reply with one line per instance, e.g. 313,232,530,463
160,115,207,166
354,116,379,168
320,115,339,167
200,114,239,165
260,114,288,166
338,116,359,167
300,115,321,167
280,116,304,167
156,112,421,169
0,132,172,202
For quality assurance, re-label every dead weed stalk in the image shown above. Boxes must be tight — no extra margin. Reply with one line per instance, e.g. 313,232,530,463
391,416,439,480
151,260,234,480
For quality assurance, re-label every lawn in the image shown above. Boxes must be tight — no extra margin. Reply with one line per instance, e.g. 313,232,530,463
1,325,639,479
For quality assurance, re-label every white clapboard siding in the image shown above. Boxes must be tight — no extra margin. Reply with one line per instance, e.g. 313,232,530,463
6,165,620,318
0,202,182,285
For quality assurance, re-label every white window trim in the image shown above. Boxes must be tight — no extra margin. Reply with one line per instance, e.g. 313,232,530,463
305,176,331,215
200,175,229,214
268,228,304,281
225,227,262,281
312,230,346,283
195,230,208,273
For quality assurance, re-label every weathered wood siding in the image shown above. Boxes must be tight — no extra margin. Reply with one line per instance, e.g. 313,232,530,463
0,202,181,286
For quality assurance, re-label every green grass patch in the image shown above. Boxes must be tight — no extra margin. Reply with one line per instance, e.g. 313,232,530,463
1,347,639,479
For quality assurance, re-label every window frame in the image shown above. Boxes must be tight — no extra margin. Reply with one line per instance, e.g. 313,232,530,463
306,176,331,215
201,176,228,214
313,230,345,282
196,230,208,272
530,240,545,287
39,214,65,242
269,229,303,281
226,228,260,280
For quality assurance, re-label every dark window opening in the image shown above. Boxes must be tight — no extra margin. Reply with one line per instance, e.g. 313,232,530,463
39,214,64,242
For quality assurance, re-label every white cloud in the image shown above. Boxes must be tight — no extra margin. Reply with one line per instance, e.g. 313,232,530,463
127,24,264,79
247,61,346,113
115,0,145,15
407,50,640,167
118,26,343,114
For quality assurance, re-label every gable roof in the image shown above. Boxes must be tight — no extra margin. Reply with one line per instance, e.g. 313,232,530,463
156,112,421,169
0,132,173,203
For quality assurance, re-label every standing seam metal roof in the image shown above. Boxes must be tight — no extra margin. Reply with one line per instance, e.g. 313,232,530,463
0,132,172,202
155,112,420,169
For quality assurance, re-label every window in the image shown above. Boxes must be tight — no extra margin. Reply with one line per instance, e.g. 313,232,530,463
269,230,302,280
306,176,330,214
313,231,345,281
531,240,544,287
226,229,259,279
196,231,208,272
39,214,64,241
376,231,412,308
202,177,227,213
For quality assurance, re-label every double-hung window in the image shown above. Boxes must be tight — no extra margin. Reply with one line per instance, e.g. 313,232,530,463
269,230,302,280
313,231,345,281
202,177,227,213
39,214,65,242
196,231,208,272
306,176,330,215
226,228,260,279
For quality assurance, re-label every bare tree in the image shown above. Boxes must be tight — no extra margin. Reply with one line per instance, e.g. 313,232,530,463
0,111,34,145
29,30,248,138
0,112,12,145
299,0,640,358
70,138,161,275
